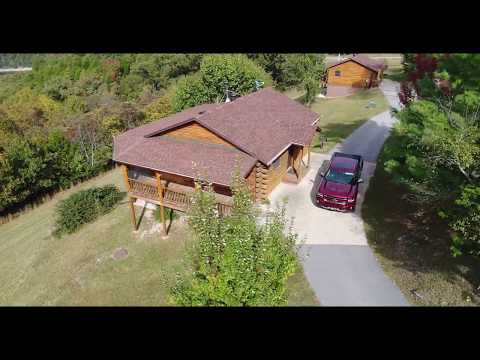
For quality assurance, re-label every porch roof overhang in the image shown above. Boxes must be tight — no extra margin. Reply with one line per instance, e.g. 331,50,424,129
113,135,257,187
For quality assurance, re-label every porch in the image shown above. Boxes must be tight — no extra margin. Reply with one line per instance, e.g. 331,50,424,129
121,165,233,234
282,145,311,184
282,161,309,184
127,176,233,214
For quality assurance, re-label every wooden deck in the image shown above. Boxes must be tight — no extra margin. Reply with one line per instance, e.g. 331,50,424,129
127,176,233,216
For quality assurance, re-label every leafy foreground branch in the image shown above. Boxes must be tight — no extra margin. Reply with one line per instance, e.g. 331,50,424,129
170,173,299,306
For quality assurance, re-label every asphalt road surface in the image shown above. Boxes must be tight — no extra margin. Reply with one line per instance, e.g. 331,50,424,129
267,80,409,306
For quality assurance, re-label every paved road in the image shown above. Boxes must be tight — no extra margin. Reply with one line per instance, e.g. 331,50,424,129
267,79,409,306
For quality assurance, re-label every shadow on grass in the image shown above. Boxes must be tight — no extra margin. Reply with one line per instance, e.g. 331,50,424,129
154,207,178,235
312,118,369,153
384,69,406,82
361,146,480,305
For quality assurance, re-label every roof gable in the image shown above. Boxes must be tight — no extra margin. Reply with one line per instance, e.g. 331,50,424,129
159,121,236,148
196,88,318,164
327,54,385,73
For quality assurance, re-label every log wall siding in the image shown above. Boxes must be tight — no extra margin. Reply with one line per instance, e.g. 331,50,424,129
123,145,307,204
164,122,235,148
327,61,378,88
254,162,269,201
254,147,293,201
267,149,290,194
161,172,195,187
246,167,256,198
213,184,232,197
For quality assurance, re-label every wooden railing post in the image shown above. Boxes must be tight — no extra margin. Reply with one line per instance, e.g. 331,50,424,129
129,197,137,231
122,164,137,230
156,172,167,235
122,164,131,192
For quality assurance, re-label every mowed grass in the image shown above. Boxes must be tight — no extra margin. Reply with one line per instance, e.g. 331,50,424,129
283,87,306,101
362,138,480,306
0,168,318,306
286,265,320,306
310,88,390,153
384,68,406,82
0,168,191,305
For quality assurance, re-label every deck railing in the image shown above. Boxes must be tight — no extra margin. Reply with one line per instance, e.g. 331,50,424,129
128,178,160,201
127,178,232,216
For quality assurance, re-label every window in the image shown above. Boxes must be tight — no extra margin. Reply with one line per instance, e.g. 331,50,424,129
335,70,341,77
128,166,153,180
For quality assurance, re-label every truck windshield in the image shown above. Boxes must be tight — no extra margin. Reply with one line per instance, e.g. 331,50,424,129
325,169,355,184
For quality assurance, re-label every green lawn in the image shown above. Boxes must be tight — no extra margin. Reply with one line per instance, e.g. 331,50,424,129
0,168,318,306
384,68,406,82
283,87,306,100
309,88,390,153
362,137,480,306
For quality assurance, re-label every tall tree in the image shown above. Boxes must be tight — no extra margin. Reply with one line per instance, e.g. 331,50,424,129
172,54,272,112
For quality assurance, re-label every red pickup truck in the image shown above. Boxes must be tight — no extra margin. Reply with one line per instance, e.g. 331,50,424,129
316,152,364,212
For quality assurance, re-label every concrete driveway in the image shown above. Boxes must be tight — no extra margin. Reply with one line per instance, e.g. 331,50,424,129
267,80,409,306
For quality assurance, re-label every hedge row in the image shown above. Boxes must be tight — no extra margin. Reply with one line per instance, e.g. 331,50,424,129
54,185,124,237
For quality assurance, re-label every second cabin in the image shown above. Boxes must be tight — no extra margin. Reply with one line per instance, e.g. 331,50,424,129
326,54,387,89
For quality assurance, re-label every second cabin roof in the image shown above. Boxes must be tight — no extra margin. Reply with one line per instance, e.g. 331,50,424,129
327,54,387,73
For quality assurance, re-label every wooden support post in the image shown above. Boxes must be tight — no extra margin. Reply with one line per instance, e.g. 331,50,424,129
122,164,137,230
156,172,167,235
121,164,130,192
129,196,137,230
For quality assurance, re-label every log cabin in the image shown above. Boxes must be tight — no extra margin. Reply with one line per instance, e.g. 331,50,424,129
326,54,387,88
113,87,318,233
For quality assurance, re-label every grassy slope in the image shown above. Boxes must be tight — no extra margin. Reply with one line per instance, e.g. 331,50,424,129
362,137,480,306
310,88,390,153
0,168,318,306
283,87,306,101
0,168,190,305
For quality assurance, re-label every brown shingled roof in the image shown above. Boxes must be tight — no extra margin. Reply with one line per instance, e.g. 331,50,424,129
113,87,318,185
327,54,386,73
114,136,257,186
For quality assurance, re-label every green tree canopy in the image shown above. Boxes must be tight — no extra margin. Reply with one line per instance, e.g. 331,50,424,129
171,172,298,306
172,54,272,112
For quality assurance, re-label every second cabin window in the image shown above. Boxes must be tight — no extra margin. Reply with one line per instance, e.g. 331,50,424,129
335,69,341,77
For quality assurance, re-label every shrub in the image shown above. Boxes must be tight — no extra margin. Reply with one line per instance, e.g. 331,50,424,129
144,93,173,122
54,184,124,237
170,172,298,306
